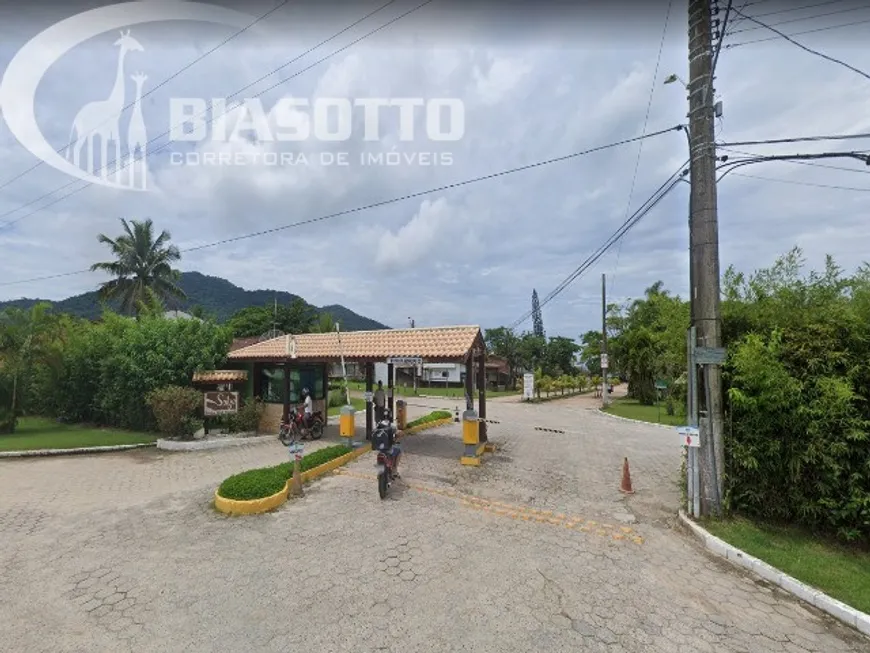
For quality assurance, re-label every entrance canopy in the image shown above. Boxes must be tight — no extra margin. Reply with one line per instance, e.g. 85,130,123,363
226,325,485,364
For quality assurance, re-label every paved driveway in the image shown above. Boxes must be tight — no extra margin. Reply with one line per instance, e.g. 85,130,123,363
1,398,866,653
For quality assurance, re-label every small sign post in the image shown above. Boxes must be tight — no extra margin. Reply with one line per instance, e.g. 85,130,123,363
288,441,304,497
364,391,373,403
677,426,701,517
523,373,535,401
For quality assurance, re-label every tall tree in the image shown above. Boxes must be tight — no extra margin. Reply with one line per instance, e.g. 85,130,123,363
484,326,521,385
531,289,545,338
0,302,54,432
90,218,186,317
228,300,317,338
313,312,336,334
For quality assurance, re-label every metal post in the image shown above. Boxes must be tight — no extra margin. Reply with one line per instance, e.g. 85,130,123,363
687,447,693,515
335,322,351,406
602,273,609,401
693,446,701,517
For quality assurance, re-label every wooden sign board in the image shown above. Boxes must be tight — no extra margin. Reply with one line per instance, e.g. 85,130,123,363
204,391,239,416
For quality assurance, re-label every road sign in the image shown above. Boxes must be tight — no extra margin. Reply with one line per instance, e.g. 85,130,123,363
655,380,668,390
676,426,701,448
600,353,609,368
387,356,423,366
695,347,726,365
364,391,373,402
523,373,535,400
287,442,304,456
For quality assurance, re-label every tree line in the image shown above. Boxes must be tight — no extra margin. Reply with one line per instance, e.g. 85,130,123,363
0,218,348,434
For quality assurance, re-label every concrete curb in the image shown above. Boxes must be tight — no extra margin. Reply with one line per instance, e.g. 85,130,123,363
214,444,372,516
157,434,273,451
678,510,870,637
596,408,675,430
402,417,454,436
0,442,156,458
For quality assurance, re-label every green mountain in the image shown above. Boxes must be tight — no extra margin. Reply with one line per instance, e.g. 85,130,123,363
0,271,389,331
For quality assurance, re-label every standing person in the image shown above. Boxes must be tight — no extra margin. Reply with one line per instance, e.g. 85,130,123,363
374,381,386,422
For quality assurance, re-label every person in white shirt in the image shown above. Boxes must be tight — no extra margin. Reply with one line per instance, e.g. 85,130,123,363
302,387,313,427
374,381,386,422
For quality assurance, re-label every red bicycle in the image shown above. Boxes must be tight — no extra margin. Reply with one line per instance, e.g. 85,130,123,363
278,406,324,444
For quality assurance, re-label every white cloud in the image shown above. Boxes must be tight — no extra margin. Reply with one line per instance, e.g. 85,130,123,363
1,7,869,338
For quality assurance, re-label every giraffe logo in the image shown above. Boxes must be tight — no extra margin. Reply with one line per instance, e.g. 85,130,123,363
0,1,257,192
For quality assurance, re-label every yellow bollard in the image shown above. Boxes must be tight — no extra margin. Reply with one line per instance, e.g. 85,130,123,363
460,410,481,466
339,405,355,438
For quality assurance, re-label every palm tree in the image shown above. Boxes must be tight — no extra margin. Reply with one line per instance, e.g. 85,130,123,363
90,218,186,316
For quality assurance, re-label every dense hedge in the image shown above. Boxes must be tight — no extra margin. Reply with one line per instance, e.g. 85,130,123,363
218,444,352,501
406,410,452,430
27,312,232,432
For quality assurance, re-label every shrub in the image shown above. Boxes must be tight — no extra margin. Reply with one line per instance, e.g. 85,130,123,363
406,410,452,429
219,444,352,501
274,444,352,478
146,385,202,440
327,388,346,408
227,398,265,434
218,466,287,501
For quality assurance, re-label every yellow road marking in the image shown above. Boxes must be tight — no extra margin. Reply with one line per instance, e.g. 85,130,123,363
332,469,642,545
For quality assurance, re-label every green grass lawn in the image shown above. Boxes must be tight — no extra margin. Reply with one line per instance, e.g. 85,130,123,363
0,417,158,452
342,381,519,398
327,397,366,416
704,516,870,614
602,398,685,426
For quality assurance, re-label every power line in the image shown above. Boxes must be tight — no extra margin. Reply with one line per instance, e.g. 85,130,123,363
729,7,870,81
730,171,870,190
750,0,852,20
725,15,870,49
720,132,870,146
728,3,870,35
711,0,735,79
0,0,294,195
719,145,870,173
0,0,410,230
610,0,674,298
0,126,685,288
509,162,689,331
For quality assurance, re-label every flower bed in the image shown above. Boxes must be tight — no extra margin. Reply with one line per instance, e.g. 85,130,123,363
218,444,352,501
405,410,452,430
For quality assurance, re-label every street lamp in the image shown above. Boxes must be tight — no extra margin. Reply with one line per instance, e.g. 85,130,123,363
663,73,688,88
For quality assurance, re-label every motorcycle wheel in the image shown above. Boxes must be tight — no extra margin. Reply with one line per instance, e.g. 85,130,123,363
278,430,288,445
378,471,388,500
310,420,324,440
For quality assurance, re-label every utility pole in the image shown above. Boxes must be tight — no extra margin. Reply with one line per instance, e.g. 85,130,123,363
601,273,609,407
688,0,724,515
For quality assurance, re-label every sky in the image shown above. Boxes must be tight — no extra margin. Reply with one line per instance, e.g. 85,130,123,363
1,0,869,338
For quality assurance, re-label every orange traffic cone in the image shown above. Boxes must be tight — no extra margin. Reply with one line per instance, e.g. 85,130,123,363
620,457,635,494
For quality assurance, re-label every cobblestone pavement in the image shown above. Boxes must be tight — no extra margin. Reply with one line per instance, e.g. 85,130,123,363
1,399,866,653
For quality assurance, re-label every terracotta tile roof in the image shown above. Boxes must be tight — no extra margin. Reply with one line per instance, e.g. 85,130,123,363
227,326,483,362
192,370,249,384
229,337,260,352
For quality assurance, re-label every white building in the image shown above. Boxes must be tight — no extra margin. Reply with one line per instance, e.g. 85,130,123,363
374,361,466,388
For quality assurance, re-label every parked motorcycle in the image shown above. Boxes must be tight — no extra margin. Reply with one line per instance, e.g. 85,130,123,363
372,409,399,499
278,406,324,444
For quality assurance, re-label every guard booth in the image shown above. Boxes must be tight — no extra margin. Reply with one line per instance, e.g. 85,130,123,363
225,325,491,446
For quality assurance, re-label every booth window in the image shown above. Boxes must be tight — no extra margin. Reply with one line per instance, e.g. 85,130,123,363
259,366,285,404
288,365,325,403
